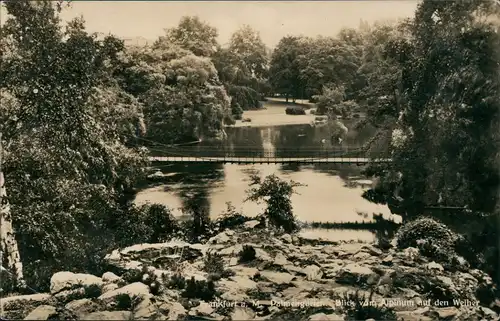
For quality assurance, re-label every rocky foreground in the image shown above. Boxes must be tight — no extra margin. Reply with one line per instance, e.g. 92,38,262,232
2,221,500,321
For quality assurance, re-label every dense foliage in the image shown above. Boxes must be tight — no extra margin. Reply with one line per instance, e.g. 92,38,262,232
360,0,500,281
245,174,303,233
0,0,152,290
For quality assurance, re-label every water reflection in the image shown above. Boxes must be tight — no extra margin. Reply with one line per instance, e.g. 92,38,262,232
140,122,395,241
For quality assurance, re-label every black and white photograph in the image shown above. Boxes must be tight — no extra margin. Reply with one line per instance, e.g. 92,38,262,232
0,0,499,320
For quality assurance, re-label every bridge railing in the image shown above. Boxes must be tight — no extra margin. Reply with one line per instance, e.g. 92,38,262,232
150,145,370,159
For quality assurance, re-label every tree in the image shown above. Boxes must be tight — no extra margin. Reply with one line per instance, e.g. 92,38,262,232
269,36,308,102
314,84,346,115
245,174,304,233
157,16,218,57
137,46,231,144
298,36,361,99
0,169,24,288
362,0,500,220
0,0,148,290
228,25,268,83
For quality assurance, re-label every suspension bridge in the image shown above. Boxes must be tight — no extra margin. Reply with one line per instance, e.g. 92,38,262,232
147,145,391,165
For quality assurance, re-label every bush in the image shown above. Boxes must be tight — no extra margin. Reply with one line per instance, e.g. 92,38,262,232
230,100,243,120
285,106,306,115
112,204,179,247
203,251,225,274
166,273,186,290
83,284,102,299
212,202,252,233
245,174,303,233
238,245,257,263
115,293,132,310
181,277,217,301
228,85,261,110
396,217,461,264
343,290,397,321
224,113,236,125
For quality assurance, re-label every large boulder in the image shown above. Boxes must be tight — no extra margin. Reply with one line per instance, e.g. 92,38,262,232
23,305,57,320
50,271,103,295
336,263,377,286
105,241,206,272
98,282,150,302
1,293,51,311
83,311,132,320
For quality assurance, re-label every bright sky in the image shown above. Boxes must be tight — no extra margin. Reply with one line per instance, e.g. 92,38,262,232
48,1,420,47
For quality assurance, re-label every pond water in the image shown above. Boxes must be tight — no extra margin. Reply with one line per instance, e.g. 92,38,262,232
136,119,400,242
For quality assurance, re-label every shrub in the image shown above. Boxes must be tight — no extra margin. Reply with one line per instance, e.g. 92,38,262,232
212,202,252,232
285,106,306,115
245,174,303,233
122,267,146,284
203,251,225,274
113,204,179,247
115,293,132,310
239,245,257,263
166,273,186,290
181,277,217,301
228,85,261,110
343,290,397,321
396,217,461,264
224,113,237,125
83,284,102,299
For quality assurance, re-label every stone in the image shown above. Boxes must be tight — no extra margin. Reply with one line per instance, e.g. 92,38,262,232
255,248,272,262
403,247,420,260
102,283,119,293
208,231,232,244
426,261,444,272
281,234,292,243
134,296,160,320
53,287,88,303
436,307,459,319
193,301,214,316
220,275,258,291
437,276,455,289
260,271,295,285
302,265,323,281
229,257,239,266
283,264,304,274
352,252,371,261
481,306,498,318
50,271,103,295
1,293,51,311
273,253,289,266
219,244,243,256
64,299,97,318
23,305,57,320
362,244,383,256
83,311,132,320
322,245,337,255
231,306,256,319
308,312,344,320
244,220,260,228
336,264,376,285
382,255,393,266
167,302,186,320
106,241,204,271
98,282,150,301
396,310,434,321
101,272,121,283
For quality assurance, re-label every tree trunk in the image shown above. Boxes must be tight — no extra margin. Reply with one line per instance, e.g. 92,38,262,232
285,93,289,103
0,171,24,287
